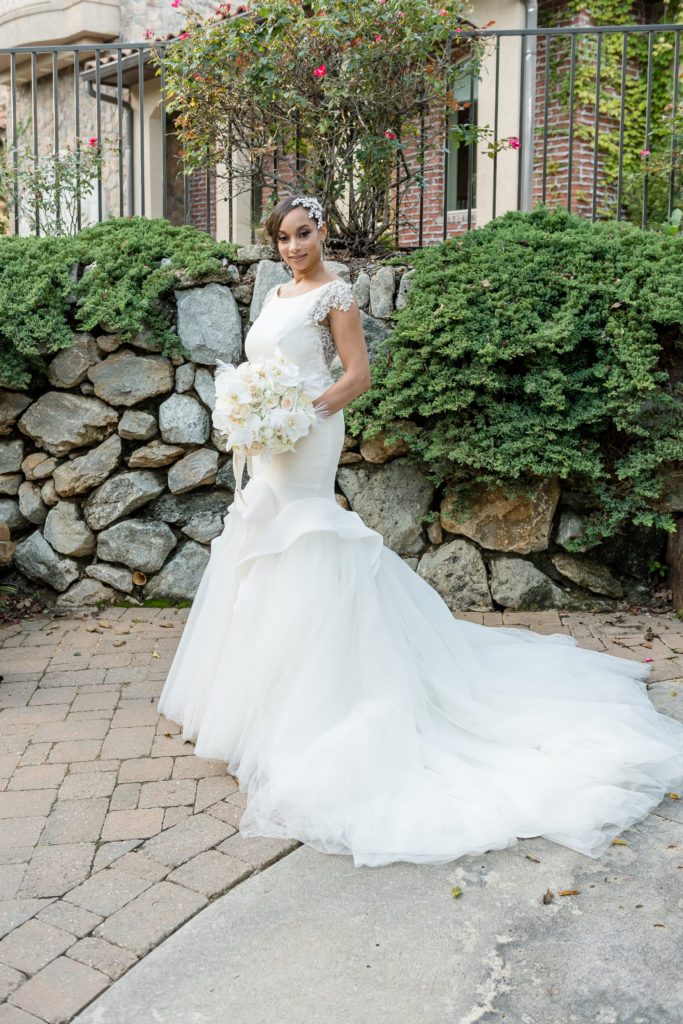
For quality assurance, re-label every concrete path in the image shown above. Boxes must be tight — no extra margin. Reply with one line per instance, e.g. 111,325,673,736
0,606,681,1022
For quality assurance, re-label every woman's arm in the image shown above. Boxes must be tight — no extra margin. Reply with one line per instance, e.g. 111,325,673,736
312,301,371,417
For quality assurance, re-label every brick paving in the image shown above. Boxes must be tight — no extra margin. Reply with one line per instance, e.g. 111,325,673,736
0,603,682,1023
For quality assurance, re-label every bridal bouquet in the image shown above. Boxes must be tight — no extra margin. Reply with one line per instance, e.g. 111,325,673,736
212,348,319,462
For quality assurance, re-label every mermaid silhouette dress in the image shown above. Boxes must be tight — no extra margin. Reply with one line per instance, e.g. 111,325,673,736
158,278,683,868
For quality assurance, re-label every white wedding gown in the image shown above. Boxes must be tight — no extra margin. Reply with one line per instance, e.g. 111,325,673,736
158,278,683,867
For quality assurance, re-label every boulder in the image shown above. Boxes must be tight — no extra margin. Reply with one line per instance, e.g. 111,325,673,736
0,474,22,496
441,478,561,555
48,333,100,388
55,579,117,608
193,368,216,411
13,531,79,591
417,538,492,611
43,501,96,557
175,364,195,393
249,260,292,322
667,517,683,615
551,553,624,599
175,284,243,365
87,350,174,406
96,333,122,354
143,540,210,602
489,556,565,610
395,269,415,310
234,243,275,265
352,272,371,310
337,460,433,555
40,479,58,507
82,471,166,531
17,482,48,525
359,311,392,362
0,497,28,531
86,563,134,593
323,261,351,284
118,409,158,441
96,519,177,573
0,392,31,436
17,392,118,456
554,511,592,552
128,441,185,469
168,449,218,495
53,434,122,497
215,459,236,491
0,439,24,474
158,394,210,445
127,327,164,353
182,510,225,544
369,266,396,319
144,488,233,526
21,452,52,480
359,430,410,464
657,467,683,513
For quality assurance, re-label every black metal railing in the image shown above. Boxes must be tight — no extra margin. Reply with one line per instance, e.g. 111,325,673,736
0,21,681,244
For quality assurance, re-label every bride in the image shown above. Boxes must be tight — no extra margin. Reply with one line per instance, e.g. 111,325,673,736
158,195,683,868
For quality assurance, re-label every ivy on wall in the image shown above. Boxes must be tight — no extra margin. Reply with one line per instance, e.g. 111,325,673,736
347,207,683,548
540,0,682,224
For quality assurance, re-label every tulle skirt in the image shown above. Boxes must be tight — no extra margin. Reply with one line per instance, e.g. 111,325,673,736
158,413,683,867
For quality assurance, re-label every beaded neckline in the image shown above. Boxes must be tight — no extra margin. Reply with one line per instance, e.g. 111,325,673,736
275,280,338,300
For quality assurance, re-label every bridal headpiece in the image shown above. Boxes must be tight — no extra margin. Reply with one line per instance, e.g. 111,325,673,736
290,195,324,229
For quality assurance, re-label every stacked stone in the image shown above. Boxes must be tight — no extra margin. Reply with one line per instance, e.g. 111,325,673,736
0,248,671,612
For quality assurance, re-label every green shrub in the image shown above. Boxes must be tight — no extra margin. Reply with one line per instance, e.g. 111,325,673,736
0,216,239,389
348,206,683,547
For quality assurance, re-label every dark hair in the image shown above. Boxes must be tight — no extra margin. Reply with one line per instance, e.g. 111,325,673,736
263,195,325,248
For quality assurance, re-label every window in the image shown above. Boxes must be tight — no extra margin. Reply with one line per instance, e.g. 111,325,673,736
446,74,478,212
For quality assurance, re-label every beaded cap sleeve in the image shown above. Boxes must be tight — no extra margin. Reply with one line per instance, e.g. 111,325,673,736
307,279,354,325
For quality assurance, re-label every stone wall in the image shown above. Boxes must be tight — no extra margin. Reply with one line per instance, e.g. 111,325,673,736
0,247,670,612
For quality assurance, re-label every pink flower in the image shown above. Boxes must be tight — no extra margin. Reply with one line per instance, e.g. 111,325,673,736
640,148,650,156
384,130,396,139
508,136,521,150
645,658,654,662
398,9,404,15
180,32,190,39
171,0,182,6
145,29,153,38
88,137,98,147
440,7,448,13
374,34,382,42
455,26,463,31
194,73,200,79
313,64,326,77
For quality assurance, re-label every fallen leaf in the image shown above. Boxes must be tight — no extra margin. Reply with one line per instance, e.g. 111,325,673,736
97,621,112,629
526,854,540,863
542,889,554,904
670,793,679,800
639,641,652,648
112,640,126,648
152,647,159,659
611,839,629,845
451,887,463,898
164,731,173,737
559,889,580,896
671,690,677,696
85,626,102,634
160,622,175,629
653,923,666,928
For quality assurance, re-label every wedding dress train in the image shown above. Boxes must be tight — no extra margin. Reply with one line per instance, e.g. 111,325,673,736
158,279,683,867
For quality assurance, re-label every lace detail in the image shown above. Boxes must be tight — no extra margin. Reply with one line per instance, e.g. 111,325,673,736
307,280,354,370
308,279,354,324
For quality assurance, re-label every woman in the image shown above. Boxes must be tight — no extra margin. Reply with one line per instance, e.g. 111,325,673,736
158,195,683,868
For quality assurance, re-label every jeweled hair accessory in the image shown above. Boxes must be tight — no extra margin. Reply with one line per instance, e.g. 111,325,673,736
290,195,324,229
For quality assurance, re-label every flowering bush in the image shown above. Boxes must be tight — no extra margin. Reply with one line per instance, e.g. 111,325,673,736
212,349,318,459
0,137,115,237
152,0,505,253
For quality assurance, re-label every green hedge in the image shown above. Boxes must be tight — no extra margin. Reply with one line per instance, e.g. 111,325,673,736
0,217,239,390
348,207,683,547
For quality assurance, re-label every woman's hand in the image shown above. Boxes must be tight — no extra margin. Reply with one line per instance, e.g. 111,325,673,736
313,299,371,417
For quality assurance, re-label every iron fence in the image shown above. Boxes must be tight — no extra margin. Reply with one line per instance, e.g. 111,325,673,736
0,20,681,245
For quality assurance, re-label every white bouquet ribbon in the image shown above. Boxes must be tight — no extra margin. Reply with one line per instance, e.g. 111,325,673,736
212,347,322,500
